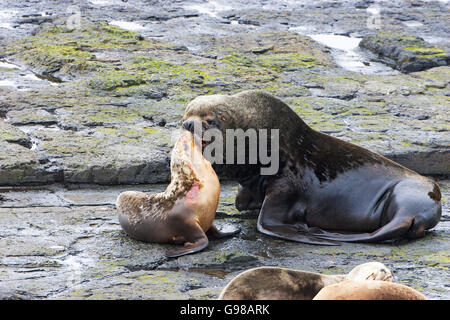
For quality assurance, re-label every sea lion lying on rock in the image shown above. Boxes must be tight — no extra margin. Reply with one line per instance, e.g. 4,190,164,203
219,262,392,300
182,90,442,245
313,280,426,300
116,129,237,258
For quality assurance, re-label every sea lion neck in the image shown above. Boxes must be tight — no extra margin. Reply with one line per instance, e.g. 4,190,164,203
229,90,311,133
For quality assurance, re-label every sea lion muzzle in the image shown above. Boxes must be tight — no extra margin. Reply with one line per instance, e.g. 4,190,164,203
183,116,219,134
182,119,196,132
182,118,217,150
182,119,208,134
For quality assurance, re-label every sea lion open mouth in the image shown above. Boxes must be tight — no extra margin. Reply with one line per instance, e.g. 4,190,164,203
182,117,220,151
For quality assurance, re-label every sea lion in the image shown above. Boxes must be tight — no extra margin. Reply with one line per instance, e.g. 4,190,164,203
219,262,392,300
182,90,442,244
116,129,237,258
313,280,426,300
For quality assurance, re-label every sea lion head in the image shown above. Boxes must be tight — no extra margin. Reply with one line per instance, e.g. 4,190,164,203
182,94,236,139
182,91,299,177
346,262,393,282
182,90,296,140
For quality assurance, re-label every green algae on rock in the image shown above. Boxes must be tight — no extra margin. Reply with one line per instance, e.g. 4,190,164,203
1,22,182,80
359,31,449,73
0,18,449,186
0,120,31,148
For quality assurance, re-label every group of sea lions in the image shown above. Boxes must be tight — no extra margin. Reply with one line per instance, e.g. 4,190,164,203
116,90,442,299
219,262,425,300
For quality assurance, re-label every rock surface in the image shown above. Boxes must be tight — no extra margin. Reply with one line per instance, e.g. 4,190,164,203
360,31,449,72
0,180,448,300
0,0,449,184
0,0,449,300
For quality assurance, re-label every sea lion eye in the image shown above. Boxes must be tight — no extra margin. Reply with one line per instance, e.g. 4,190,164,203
205,119,217,128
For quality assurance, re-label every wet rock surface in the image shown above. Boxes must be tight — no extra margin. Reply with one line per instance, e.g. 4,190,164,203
360,31,449,72
0,1,450,185
0,180,448,300
0,0,449,184
0,0,449,300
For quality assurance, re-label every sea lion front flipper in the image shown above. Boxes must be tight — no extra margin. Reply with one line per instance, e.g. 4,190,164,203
256,195,339,246
206,224,241,239
235,184,264,211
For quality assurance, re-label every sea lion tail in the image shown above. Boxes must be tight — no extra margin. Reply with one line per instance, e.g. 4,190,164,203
312,216,415,243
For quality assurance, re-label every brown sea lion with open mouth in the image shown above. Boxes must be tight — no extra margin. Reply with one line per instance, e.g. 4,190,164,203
182,90,442,245
116,129,237,258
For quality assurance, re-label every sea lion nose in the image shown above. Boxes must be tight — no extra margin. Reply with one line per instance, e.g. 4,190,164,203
182,120,195,132
182,119,203,133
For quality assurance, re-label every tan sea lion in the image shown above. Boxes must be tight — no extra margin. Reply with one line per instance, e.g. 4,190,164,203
218,262,392,300
313,280,426,300
116,129,237,258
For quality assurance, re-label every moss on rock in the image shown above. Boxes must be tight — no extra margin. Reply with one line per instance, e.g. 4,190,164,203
359,31,449,72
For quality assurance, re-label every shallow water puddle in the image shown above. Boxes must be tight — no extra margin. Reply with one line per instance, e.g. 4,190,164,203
309,34,362,52
14,124,60,151
0,59,61,91
402,21,424,28
184,0,233,19
89,0,128,6
308,33,399,75
0,79,17,88
0,9,17,30
110,20,146,31
0,61,20,69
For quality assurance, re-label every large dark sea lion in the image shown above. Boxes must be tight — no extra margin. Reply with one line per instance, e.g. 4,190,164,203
116,129,236,258
219,262,393,300
182,90,442,244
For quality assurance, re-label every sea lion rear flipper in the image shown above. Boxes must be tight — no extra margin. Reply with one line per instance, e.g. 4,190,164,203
258,223,340,245
256,195,339,246
312,216,414,242
206,224,241,239
166,234,209,258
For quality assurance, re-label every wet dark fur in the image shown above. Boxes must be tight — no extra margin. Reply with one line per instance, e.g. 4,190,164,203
183,90,442,244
